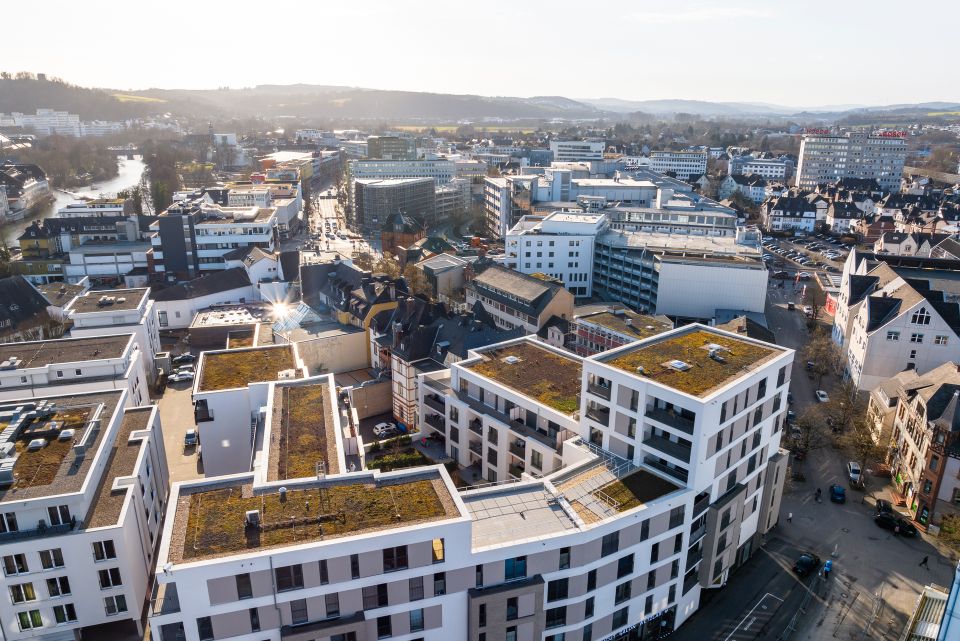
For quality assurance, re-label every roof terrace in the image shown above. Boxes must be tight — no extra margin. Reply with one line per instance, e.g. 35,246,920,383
601,327,781,397
67,288,148,313
267,380,340,481
464,340,582,415
197,345,299,392
170,470,459,563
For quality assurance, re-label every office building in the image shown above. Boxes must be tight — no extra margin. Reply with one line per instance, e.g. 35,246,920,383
0,389,168,640
795,130,907,192
549,140,606,162
572,309,674,356
367,136,417,161
649,152,708,181
354,178,436,233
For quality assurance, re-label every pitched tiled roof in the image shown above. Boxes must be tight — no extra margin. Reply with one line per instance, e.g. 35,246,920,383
152,267,252,301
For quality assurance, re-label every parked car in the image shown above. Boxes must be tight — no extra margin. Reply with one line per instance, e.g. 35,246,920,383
173,353,196,364
816,390,830,403
793,553,822,577
169,371,195,383
773,271,789,278
803,305,813,316
875,499,893,515
797,271,811,280
373,422,399,438
829,484,846,503
184,428,198,447
874,512,919,536
847,461,862,485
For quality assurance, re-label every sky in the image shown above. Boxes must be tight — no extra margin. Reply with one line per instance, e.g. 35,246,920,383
4,0,956,108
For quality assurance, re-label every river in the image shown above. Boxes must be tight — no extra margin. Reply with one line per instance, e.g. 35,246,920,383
2,154,147,246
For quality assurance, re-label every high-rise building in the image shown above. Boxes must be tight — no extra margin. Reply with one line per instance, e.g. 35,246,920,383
354,178,436,233
795,130,907,192
367,136,417,161
549,140,606,162
649,151,708,181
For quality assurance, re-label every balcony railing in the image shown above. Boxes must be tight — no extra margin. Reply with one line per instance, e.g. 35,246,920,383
587,382,612,401
0,518,75,543
689,522,706,544
194,408,214,423
644,456,689,483
509,441,526,458
424,395,446,413
424,414,444,430
509,464,525,479
643,433,692,462
468,441,482,456
469,418,483,435
151,582,181,616
685,547,703,570
693,491,711,518
585,406,610,427
645,407,695,435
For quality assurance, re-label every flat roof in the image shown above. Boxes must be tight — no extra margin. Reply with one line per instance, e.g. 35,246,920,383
190,304,272,328
267,380,340,481
198,345,299,392
599,327,782,397
0,391,122,504
86,406,153,528
464,485,577,548
67,288,148,313
37,282,86,308
169,470,459,563
465,340,582,415
0,335,131,369
199,208,274,224
579,311,672,340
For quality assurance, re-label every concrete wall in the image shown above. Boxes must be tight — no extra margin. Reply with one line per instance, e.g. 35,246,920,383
349,379,392,420
295,331,369,375
655,262,767,319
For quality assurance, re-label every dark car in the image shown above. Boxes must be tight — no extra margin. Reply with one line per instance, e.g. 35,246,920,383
773,271,789,279
173,353,196,364
874,512,919,536
875,499,893,515
829,484,846,503
793,553,821,577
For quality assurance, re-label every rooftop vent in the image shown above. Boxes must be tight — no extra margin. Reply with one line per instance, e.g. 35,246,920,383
277,369,297,380
244,509,261,528
503,355,520,365
636,365,647,376
667,360,692,372
709,349,727,364
279,486,288,502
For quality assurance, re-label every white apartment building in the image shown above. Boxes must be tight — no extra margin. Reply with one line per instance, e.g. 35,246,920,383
796,131,907,192
760,196,818,234
739,158,789,181
0,334,150,407
227,186,272,209
502,212,609,297
549,141,606,162
649,152,708,181
0,389,168,640
65,287,162,384
57,199,126,218
148,325,791,641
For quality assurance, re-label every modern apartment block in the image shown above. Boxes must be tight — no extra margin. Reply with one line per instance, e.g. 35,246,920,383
649,152,708,181
354,178,436,233
795,130,907,192
0,389,168,640
549,141,605,162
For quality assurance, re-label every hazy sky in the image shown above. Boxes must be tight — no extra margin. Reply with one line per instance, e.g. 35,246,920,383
5,0,955,107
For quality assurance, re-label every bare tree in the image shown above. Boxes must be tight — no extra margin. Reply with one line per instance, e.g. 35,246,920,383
402,264,433,298
842,413,887,503
793,405,833,454
353,252,375,272
802,329,837,388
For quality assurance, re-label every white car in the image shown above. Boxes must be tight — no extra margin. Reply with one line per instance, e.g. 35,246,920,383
373,422,398,438
169,371,195,383
815,390,830,403
847,461,862,485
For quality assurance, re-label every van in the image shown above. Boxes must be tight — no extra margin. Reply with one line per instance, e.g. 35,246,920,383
787,301,795,310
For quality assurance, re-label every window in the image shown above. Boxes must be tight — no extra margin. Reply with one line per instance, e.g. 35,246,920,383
93,540,116,561
669,506,685,529
383,546,408,572
887,331,900,341
197,616,214,641
613,607,629,629
504,556,527,581
912,307,931,325
671,559,680,579
506,626,518,641
531,450,543,470
432,538,445,563
924,479,933,494
559,547,571,570
319,559,329,585
936,335,949,345
475,564,484,588
479,603,487,627
615,581,632,604
3,553,28,575
506,596,519,620
910,333,924,343
350,554,360,579
583,623,593,641
275,564,303,591
325,592,340,618
650,542,660,563
0,511,17,533
601,531,620,557
587,569,597,591
236,573,252,599
584,596,595,618
376,615,392,639
647,571,656,590
249,608,260,632
40,548,64,569
104,594,128,616
363,584,389,609
434,572,446,596
46,576,70,597
931,456,941,472
18,610,42,631
669,583,677,603
640,519,650,541
10,582,36,603
547,578,569,601
291,598,308,624
409,576,424,601
546,606,567,629
47,505,70,526
645,595,654,615
410,608,424,632
617,554,634,579
98,567,122,589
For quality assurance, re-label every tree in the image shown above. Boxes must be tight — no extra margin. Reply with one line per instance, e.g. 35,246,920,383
802,329,841,388
352,252,375,272
403,264,433,298
842,413,887,503
793,405,832,454
803,282,827,325
373,253,401,279
727,191,757,216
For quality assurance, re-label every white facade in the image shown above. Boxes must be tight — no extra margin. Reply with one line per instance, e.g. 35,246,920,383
649,151,708,181
483,177,511,239
549,140,605,162
796,131,907,192
654,260,768,319
57,199,126,218
155,284,258,330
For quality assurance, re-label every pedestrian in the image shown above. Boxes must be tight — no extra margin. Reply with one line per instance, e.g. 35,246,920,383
815,488,822,502
920,555,930,569
787,512,793,523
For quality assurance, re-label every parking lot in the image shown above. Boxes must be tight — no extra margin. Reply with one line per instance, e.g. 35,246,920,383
156,374,204,483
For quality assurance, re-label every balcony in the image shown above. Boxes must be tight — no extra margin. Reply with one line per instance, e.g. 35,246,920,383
0,518,75,543
643,433,692,462
683,570,700,596
509,441,526,458
424,413,444,430
689,522,706,545
424,395,446,413
645,407,695,435
468,441,482,456
194,407,214,423
509,463,526,479
587,382,612,401
151,581,181,616
685,546,703,570
469,418,483,435
644,456,689,483
693,491,711,518
585,405,610,427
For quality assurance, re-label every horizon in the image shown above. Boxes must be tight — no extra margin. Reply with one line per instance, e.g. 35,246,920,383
4,0,957,108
